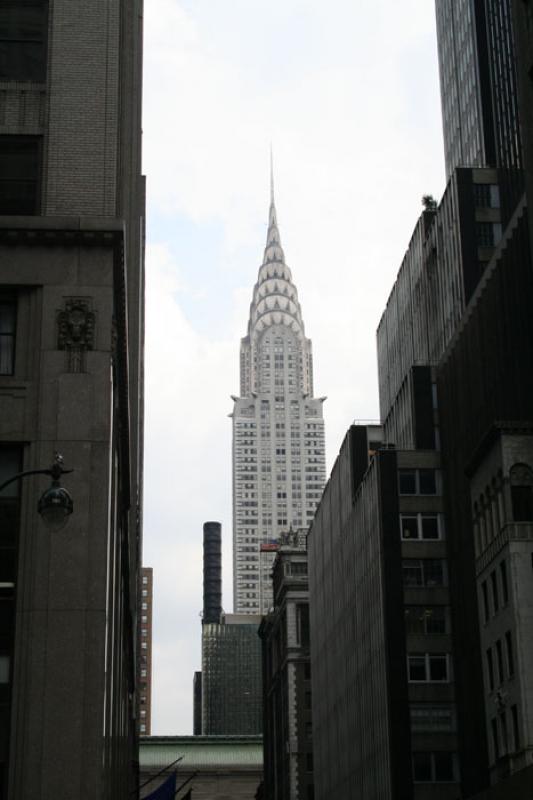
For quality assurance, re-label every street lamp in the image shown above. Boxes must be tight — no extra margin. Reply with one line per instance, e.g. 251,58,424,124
0,452,74,531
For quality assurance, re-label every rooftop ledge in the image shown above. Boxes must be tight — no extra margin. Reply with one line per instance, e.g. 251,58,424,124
0,216,125,246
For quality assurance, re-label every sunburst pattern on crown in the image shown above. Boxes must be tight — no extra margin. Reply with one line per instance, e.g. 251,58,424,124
247,197,305,339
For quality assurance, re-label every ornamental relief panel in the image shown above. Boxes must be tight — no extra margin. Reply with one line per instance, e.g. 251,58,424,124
57,298,96,373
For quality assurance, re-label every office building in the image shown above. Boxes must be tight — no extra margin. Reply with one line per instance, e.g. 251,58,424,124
231,176,326,615
259,531,314,800
308,425,460,800
193,671,202,736
435,0,521,179
139,567,154,736
201,614,263,736
0,2,144,798
377,165,503,449
198,521,263,736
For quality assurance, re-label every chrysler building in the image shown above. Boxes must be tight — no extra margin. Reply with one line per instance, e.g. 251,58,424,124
231,174,326,614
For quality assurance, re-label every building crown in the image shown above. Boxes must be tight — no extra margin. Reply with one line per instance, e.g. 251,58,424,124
247,173,305,340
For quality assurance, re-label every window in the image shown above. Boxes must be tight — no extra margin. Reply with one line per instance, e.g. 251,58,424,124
399,470,416,494
291,562,307,576
142,576,148,585
296,604,310,647
0,655,9,683
0,2,48,81
505,631,514,677
400,514,442,540
398,469,437,495
0,136,41,214
402,559,447,587
481,580,489,623
500,561,508,605
496,640,504,685
0,294,16,375
408,653,449,682
511,705,520,751
412,752,457,782
476,221,501,247
510,464,533,521
404,606,448,635
490,570,499,614
473,183,500,208
486,648,495,691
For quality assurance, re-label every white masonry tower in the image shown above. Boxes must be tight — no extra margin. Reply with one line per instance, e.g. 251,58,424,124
231,166,326,614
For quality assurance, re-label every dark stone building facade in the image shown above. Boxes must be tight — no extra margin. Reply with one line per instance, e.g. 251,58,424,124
259,535,313,800
0,2,145,798
308,426,459,800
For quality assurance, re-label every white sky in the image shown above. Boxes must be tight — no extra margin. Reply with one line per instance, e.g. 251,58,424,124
142,0,446,734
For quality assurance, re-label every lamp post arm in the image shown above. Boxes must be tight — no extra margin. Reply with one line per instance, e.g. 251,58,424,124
0,468,74,495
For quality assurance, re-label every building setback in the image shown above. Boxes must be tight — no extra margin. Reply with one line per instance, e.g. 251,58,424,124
0,2,145,798
231,176,326,615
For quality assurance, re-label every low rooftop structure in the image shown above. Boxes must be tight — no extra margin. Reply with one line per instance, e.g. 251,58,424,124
139,735,263,799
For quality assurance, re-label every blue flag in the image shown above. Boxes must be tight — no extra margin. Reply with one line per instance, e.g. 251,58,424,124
143,773,176,800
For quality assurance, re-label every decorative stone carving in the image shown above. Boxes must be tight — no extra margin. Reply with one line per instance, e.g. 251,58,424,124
57,298,95,373
510,463,533,486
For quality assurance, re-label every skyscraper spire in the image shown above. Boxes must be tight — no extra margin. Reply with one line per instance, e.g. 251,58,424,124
268,147,278,239
232,169,326,615
270,144,274,204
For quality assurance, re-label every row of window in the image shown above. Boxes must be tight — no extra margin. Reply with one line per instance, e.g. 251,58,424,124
491,705,520,762
408,653,450,683
481,560,508,622
403,559,447,588
401,514,443,541
404,605,449,635
0,3,48,82
412,751,458,783
398,469,438,495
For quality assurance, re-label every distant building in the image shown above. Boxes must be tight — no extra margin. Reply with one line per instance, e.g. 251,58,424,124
377,166,503,449
202,614,263,736
435,0,521,179
193,671,202,736
139,567,154,736
259,531,313,800
308,426,459,799
231,173,326,615
139,735,263,799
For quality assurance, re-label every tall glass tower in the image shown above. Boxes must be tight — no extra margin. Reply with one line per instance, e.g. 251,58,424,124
231,176,326,614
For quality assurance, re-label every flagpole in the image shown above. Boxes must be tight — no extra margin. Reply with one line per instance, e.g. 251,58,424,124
136,755,184,793
174,771,197,798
